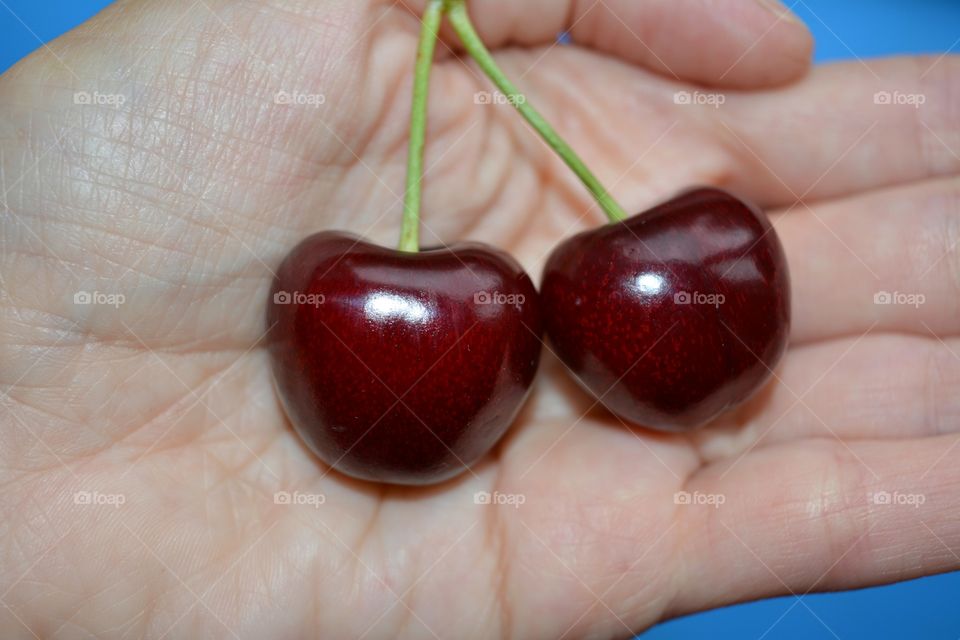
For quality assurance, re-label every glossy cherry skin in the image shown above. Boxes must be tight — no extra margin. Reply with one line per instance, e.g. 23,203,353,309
266,231,543,485
541,187,790,431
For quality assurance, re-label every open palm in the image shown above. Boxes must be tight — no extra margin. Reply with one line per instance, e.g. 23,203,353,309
2,0,958,638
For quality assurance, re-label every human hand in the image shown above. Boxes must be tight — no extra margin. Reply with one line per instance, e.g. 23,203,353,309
1,0,957,638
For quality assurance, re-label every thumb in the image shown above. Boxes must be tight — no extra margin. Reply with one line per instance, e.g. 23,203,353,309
571,0,812,88
423,0,812,89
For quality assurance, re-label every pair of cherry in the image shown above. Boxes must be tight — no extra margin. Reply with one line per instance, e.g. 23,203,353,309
266,0,790,485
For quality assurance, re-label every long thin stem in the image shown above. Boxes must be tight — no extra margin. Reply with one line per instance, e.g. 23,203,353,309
444,0,628,223
400,0,444,252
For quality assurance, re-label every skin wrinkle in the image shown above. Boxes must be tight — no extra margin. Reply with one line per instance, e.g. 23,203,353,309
922,343,946,437
351,483,386,582
663,475,713,618
129,26,338,199
8,113,270,348
1,299,251,355
445,53,589,248
110,373,243,454
370,67,470,208
486,461,514,640
336,10,408,165
916,58,957,179
537,49,629,168
8,347,242,463
491,85,618,232
811,441,873,577
499,162,542,267
2,0,959,636
451,97,514,244
367,54,416,164
940,185,960,309
51,125,344,290
31,215,216,273
819,439,878,582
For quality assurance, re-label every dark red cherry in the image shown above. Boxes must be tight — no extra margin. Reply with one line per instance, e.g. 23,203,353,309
267,231,543,485
541,187,790,431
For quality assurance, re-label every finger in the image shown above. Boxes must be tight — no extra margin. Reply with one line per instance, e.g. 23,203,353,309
411,0,812,88
674,434,960,619
567,0,811,88
695,333,960,455
722,56,960,206
772,176,960,345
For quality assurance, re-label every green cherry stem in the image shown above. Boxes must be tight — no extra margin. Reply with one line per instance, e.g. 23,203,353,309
400,0,444,252
444,0,628,223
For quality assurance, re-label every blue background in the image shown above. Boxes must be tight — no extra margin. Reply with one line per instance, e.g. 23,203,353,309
1,0,958,638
